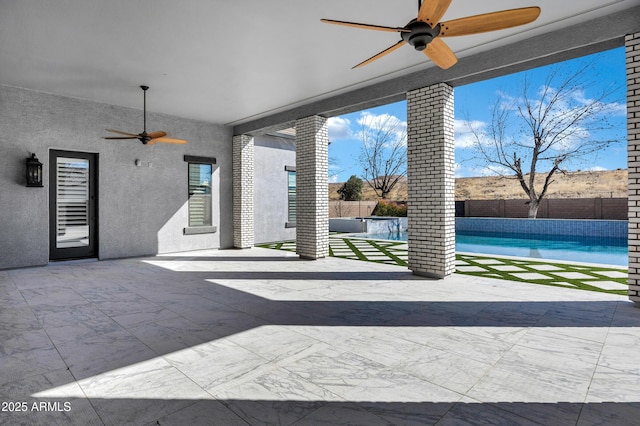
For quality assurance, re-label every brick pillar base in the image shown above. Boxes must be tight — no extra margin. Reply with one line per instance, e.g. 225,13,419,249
407,83,456,278
295,116,329,259
232,134,254,248
627,32,640,305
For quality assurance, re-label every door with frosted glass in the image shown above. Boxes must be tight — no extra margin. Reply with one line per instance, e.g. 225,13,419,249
49,151,98,260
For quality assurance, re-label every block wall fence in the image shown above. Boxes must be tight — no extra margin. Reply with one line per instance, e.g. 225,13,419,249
329,199,626,220
459,198,627,220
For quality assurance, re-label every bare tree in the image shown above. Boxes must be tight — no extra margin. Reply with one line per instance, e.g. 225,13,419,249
466,59,623,218
358,113,407,199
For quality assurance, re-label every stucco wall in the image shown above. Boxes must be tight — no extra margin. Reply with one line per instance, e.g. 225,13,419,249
0,85,233,269
253,134,296,244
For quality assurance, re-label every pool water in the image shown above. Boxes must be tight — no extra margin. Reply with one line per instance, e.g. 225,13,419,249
350,231,628,266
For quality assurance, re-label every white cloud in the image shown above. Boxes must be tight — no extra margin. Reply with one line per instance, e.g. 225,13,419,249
551,124,591,152
356,111,407,148
327,116,352,140
602,101,626,116
328,174,339,183
454,119,487,149
508,82,625,153
568,88,626,116
357,111,407,131
586,165,608,172
473,165,512,177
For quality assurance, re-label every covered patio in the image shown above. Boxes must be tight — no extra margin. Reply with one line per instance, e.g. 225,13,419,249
2,248,638,425
2,1,640,424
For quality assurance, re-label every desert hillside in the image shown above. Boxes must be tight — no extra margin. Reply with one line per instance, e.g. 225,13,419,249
329,169,628,201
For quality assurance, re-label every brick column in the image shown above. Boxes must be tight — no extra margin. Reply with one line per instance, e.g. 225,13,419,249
406,83,456,278
295,116,329,259
627,32,640,305
232,134,254,248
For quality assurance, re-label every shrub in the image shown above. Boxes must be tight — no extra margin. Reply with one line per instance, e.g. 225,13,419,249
337,175,363,201
372,200,407,217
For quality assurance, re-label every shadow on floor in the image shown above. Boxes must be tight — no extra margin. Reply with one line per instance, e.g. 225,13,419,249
2,398,640,425
3,253,639,425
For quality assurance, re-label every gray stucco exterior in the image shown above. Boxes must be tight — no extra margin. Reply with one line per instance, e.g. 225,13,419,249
0,85,233,269
253,133,296,244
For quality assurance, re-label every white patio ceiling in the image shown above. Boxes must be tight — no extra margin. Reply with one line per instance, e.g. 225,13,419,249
1,1,639,131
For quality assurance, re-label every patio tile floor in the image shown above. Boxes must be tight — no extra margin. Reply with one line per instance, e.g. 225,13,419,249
1,247,638,425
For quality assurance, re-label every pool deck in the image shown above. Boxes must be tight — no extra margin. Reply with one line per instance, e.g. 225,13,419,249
1,247,640,425
260,235,629,295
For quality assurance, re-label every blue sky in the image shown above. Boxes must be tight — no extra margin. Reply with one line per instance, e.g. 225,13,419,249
327,47,627,183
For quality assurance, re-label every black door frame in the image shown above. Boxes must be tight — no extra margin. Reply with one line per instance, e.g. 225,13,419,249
49,150,99,261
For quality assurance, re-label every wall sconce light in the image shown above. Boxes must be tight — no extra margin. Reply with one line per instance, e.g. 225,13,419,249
26,153,43,187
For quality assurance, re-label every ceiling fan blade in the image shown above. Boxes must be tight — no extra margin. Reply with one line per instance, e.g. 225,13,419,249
439,7,541,37
105,129,139,137
104,136,138,140
321,19,409,33
417,0,452,26
149,137,188,145
147,131,168,139
353,40,406,68
424,38,457,69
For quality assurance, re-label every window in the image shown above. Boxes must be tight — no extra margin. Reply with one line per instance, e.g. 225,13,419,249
286,167,296,224
184,155,217,235
55,157,90,248
188,163,212,227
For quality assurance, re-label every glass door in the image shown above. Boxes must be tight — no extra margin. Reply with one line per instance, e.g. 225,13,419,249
49,150,98,260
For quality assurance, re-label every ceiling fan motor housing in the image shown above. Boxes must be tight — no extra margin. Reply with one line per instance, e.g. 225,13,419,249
401,20,441,51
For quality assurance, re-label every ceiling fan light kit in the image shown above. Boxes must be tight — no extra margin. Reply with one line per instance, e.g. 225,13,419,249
322,0,540,70
103,85,188,146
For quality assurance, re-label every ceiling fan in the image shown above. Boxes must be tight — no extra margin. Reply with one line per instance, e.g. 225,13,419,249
321,0,541,69
103,85,187,145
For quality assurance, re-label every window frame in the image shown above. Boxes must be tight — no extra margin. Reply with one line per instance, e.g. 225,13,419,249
285,165,296,228
184,155,217,235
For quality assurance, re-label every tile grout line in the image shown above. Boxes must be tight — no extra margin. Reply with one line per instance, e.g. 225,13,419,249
8,270,108,426
575,300,621,425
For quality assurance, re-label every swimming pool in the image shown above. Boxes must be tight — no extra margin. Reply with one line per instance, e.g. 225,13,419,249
349,231,628,266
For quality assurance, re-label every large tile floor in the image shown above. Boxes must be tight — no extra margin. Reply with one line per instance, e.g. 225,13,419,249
1,247,639,425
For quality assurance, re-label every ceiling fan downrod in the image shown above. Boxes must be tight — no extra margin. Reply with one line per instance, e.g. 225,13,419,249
140,85,149,143
103,85,188,146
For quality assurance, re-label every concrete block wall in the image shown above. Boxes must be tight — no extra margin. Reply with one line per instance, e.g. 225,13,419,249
406,83,456,278
462,198,628,220
628,32,640,304
329,201,378,218
232,134,254,248
295,116,329,259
